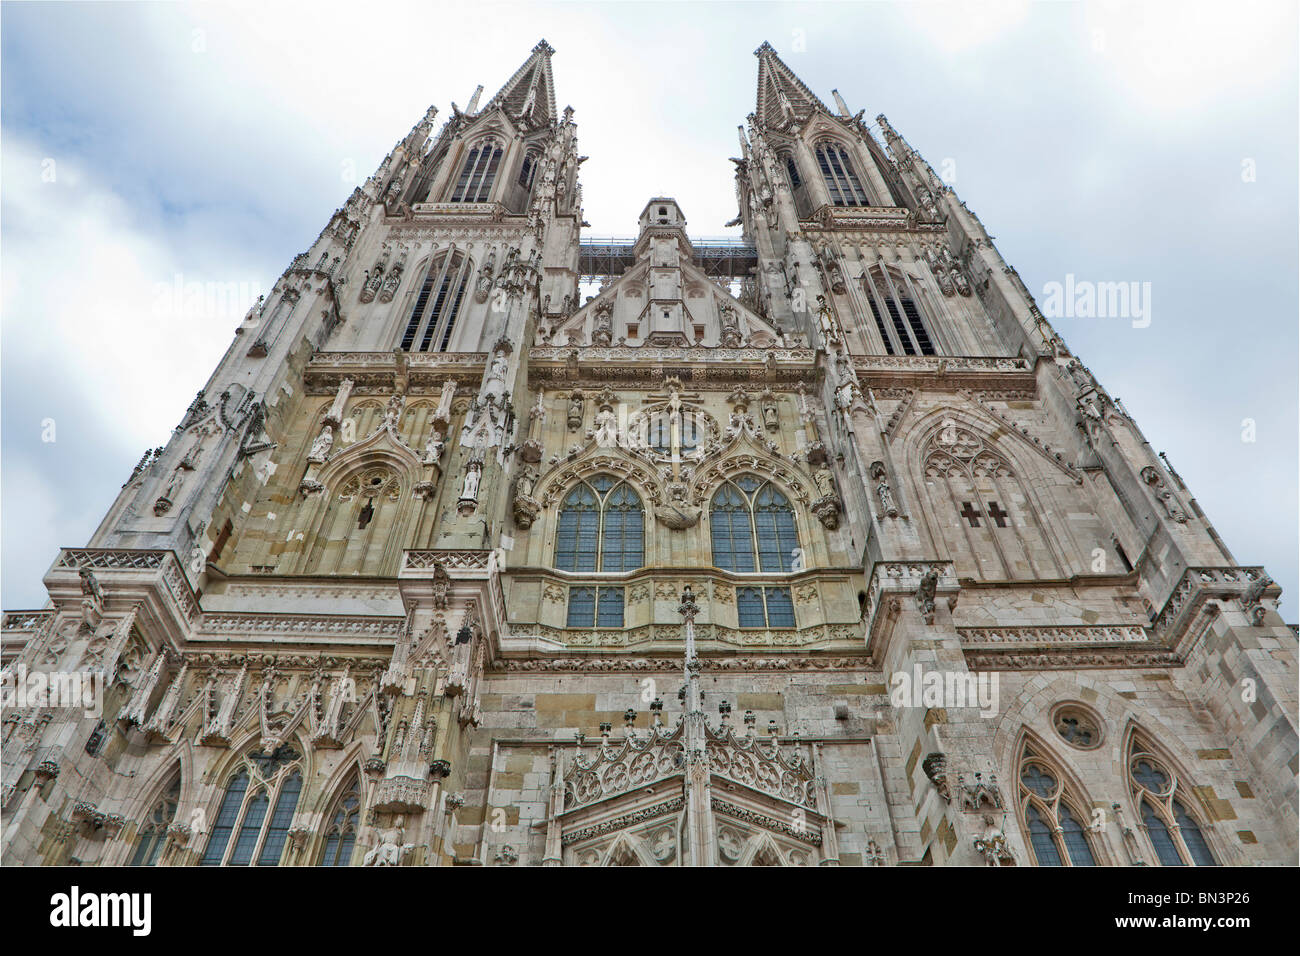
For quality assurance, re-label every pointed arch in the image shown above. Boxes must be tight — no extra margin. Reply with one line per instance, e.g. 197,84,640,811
709,475,799,573
601,832,655,866
317,768,362,867
905,409,1075,582
1123,723,1218,866
861,264,934,355
449,136,504,203
199,738,306,867
554,474,645,572
1013,729,1104,867
399,249,474,352
302,440,421,577
737,831,790,866
814,137,872,206
128,766,181,866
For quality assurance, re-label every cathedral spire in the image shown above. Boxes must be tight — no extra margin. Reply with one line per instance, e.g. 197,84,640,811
753,40,832,129
483,39,558,129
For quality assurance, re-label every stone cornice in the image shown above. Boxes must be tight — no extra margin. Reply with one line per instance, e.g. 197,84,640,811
304,352,487,396
527,345,818,390
853,354,1035,391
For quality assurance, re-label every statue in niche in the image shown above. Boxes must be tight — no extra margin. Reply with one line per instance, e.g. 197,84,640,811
761,391,779,431
383,394,403,430
308,425,334,463
813,466,836,499
422,429,445,466
567,391,584,431
362,816,414,867
870,461,898,517
593,408,619,448
461,463,482,502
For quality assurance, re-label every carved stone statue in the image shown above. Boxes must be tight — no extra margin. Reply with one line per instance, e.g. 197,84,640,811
870,461,898,517
308,425,334,463
567,391,584,431
418,428,444,466
362,816,414,867
593,408,619,448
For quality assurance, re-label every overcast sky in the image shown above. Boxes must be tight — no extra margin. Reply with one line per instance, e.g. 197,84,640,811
3,0,1296,616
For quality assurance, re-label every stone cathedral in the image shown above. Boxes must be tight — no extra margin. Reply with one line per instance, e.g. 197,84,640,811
3,41,1295,869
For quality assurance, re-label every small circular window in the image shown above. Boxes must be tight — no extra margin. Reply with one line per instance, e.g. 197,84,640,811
1051,703,1104,750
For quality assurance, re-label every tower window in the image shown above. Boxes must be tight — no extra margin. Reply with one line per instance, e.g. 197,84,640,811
129,774,180,866
450,138,503,202
1128,741,1217,866
1017,747,1099,867
863,267,935,356
201,746,303,867
815,141,870,206
784,154,803,189
518,149,540,190
400,252,472,352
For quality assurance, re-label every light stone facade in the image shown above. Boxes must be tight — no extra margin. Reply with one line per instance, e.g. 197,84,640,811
3,41,1295,867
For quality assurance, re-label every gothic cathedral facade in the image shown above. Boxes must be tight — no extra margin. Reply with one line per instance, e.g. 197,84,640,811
3,41,1295,867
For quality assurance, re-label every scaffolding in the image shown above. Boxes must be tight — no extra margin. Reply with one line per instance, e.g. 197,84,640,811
578,236,759,281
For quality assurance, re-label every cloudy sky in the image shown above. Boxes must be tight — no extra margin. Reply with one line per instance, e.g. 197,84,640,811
2,0,1296,615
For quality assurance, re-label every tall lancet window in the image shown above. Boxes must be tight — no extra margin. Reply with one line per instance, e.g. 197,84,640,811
200,745,303,867
815,140,870,206
1127,737,1217,866
554,475,645,572
782,152,802,188
518,148,541,190
400,252,472,352
1016,743,1099,867
709,476,799,572
129,773,180,866
318,772,361,867
862,266,935,356
450,138,503,202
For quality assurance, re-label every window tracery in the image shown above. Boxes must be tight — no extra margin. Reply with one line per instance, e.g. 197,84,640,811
200,744,303,867
1128,737,1216,866
1016,743,1098,866
710,476,799,572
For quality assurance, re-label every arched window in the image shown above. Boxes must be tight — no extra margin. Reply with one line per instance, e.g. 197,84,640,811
554,475,644,572
200,744,303,867
129,773,180,866
518,148,541,190
399,252,472,352
710,475,799,572
1128,740,1217,866
645,409,700,456
862,266,935,356
815,141,870,206
782,153,802,189
450,138,503,202
318,772,361,867
1016,744,1098,866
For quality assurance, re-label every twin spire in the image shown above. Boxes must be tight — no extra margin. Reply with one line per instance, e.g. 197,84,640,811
467,39,830,134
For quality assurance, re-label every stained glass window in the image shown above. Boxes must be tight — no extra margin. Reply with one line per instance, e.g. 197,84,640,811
554,477,643,572
129,774,180,867
710,478,798,573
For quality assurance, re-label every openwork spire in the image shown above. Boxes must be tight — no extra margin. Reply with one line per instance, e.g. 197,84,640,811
482,39,558,128
753,41,832,129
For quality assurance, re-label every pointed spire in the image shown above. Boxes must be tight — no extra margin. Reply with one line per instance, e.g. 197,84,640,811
753,41,832,130
466,84,484,114
483,39,557,129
